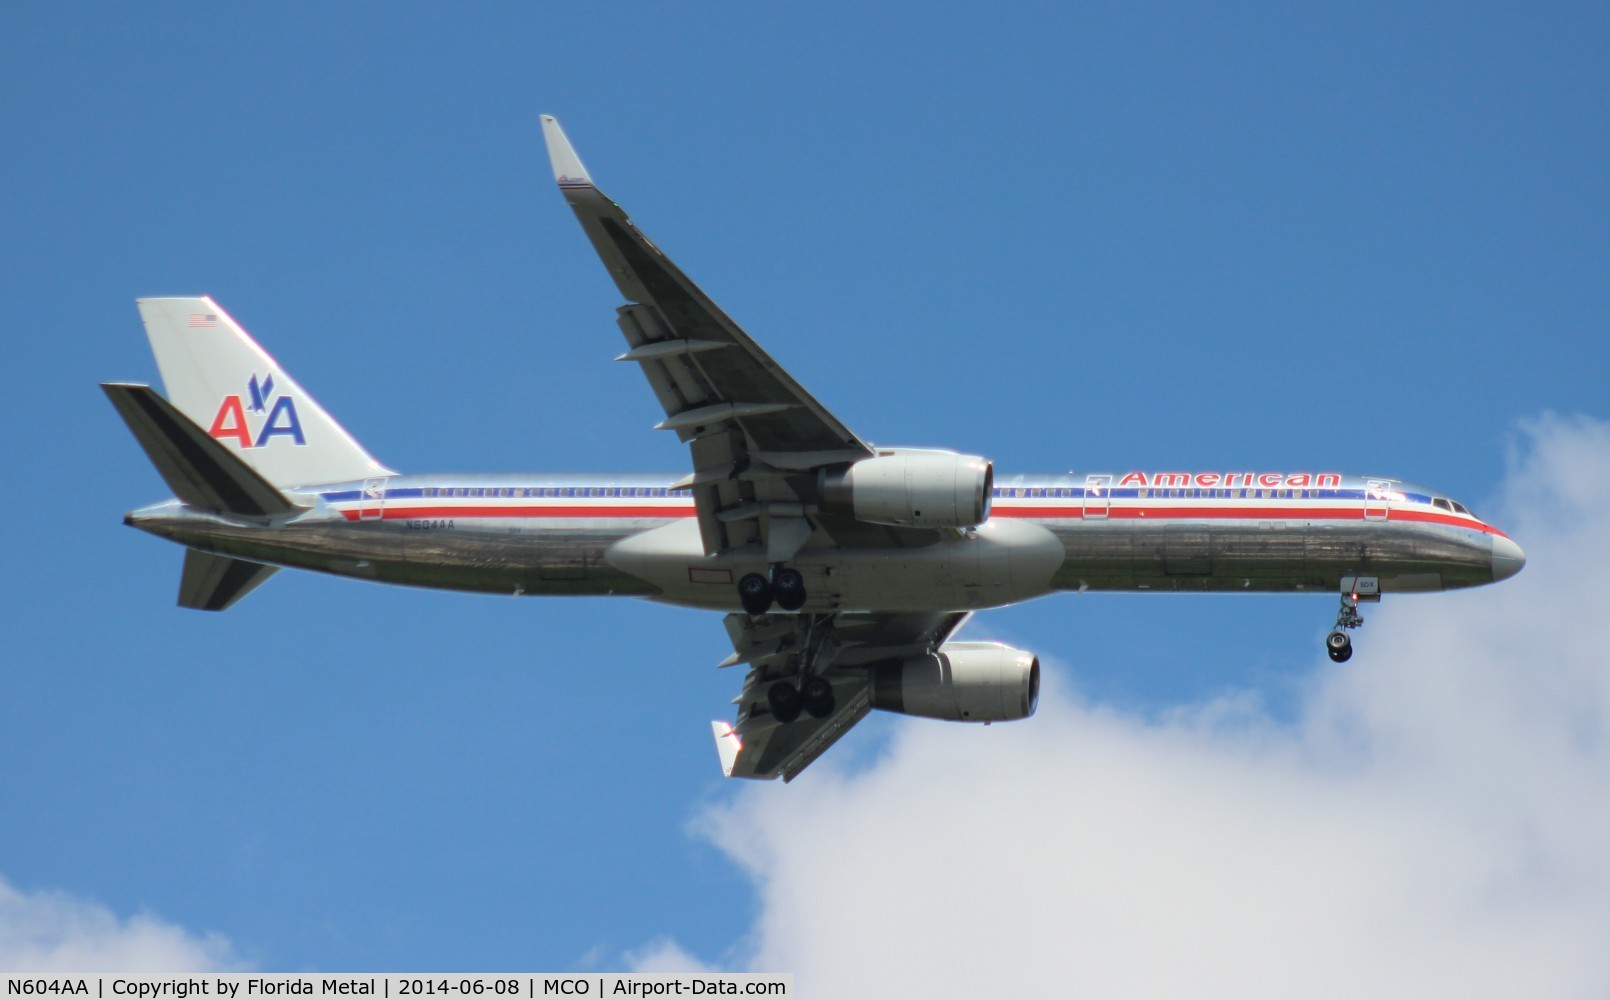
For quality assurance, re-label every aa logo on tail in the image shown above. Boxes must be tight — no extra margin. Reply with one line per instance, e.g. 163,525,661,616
209,373,305,448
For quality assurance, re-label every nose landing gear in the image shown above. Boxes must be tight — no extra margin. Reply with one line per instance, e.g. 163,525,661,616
1325,579,1376,662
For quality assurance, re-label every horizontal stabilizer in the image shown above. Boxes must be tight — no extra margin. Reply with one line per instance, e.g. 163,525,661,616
179,549,278,611
101,383,304,517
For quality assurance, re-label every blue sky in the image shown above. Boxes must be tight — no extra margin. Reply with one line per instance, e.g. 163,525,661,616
2,2,1607,984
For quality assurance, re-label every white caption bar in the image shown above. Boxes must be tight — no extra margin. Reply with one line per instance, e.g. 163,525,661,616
3,976,791,1000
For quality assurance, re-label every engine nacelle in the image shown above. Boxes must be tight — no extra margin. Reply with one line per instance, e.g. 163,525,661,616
819,450,993,528
870,642,1039,722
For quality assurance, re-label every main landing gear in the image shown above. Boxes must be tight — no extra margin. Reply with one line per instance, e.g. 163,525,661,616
767,675,835,724
737,565,806,615
762,614,839,726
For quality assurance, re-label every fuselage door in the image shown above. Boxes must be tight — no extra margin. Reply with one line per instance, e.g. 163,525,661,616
1083,475,1111,520
358,477,387,521
1364,479,1392,521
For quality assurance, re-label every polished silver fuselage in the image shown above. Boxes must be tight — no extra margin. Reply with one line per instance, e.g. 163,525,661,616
127,472,1512,614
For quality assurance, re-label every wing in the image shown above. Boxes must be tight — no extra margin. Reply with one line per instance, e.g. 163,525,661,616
540,115,876,561
713,610,972,781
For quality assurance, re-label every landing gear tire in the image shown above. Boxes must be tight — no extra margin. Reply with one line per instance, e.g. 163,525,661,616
768,680,802,724
738,573,775,615
801,676,835,719
1326,630,1353,663
772,567,807,611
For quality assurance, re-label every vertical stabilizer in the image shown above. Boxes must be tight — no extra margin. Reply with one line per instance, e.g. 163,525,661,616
136,297,394,487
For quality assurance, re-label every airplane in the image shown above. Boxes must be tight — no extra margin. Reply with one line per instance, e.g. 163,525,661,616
102,116,1526,781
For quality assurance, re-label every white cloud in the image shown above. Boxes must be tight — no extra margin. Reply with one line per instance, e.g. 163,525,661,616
677,414,1610,999
624,938,716,974
0,877,243,972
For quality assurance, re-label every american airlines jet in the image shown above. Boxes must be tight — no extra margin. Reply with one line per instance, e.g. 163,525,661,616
103,117,1526,781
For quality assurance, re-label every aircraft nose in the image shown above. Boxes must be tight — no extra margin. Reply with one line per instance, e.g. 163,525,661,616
1491,535,1527,582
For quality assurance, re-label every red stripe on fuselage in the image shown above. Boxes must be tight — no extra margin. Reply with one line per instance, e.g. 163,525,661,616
336,502,1504,537
990,505,1505,536
338,505,695,520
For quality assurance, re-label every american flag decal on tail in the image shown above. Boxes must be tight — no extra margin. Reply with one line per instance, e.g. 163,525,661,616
188,313,218,328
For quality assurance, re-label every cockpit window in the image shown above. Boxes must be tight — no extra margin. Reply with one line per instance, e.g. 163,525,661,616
1433,498,1453,512
1450,500,1475,517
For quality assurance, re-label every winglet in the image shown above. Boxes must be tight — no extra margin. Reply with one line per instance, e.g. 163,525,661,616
540,115,594,189
711,721,742,778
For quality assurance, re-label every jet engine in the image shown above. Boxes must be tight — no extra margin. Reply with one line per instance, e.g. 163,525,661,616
869,642,1039,722
819,450,993,529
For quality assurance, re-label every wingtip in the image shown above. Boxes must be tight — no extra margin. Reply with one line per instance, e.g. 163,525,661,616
540,114,593,188
711,720,741,778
